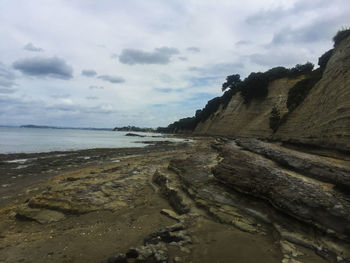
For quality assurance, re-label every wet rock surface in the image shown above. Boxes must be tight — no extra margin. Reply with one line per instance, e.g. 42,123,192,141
235,138,350,192
108,221,191,263
214,139,350,238
0,141,183,206
0,137,348,262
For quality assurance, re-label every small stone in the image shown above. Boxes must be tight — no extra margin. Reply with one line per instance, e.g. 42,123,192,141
180,247,191,254
160,209,181,221
173,256,183,263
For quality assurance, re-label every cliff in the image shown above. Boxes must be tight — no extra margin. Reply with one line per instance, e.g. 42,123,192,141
194,35,350,150
194,76,303,137
274,36,350,148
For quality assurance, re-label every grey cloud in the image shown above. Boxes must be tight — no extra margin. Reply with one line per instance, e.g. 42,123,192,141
154,88,173,93
248,51,306,67
46,104,115,114
178,56,188,61
0,87,17,94
13,57,73,79
97,75,125,83
246,0,326,25
246,0,348,26
23,42,44,52
51,94,70,99
0,63,16,88
110,53,118,59
86,96,99,100
271,19,344,45
89,85,104,90
189,62,244,77
186,47,200,53
81,69,97,77
119,47,179,65
235,40,251,46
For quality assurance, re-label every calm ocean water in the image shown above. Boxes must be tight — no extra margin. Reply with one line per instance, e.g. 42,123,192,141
0,127,178,154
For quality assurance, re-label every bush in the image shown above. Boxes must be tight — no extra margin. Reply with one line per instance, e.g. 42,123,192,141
289,62,314,77
197,96,222,122
333,28,350,46
240,72,269,103
287,69,322,112
318,49,334,69
222,74,241,92
264,66,290,81
269,106,281,132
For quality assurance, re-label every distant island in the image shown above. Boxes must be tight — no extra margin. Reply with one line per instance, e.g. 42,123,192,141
20,125,113,131
113,126,156,132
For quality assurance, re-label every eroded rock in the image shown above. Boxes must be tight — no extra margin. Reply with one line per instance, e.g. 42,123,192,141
235,138,350,192
213,142,350,238
108,222,191,263
15,204,65,224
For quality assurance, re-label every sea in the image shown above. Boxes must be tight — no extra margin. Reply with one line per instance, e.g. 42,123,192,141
0,127,181,154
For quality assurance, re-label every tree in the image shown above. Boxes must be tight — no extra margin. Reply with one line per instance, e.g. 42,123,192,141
240,72,269,103
289,62,314,76
222,74,241,92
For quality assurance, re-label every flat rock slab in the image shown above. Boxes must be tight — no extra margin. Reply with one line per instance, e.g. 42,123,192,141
15,205,65,224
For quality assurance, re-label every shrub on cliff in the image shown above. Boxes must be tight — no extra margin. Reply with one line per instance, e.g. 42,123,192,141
269,106,281,132
287,69,322,112
197,96,222,122
166,116,197,132
264,66,290,81
289,62,314,77
240,72,269,103
318,49,334,69
222,74,241,92
333,28,350,46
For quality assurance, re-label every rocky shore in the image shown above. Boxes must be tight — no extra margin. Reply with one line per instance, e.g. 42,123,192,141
0,137,349,263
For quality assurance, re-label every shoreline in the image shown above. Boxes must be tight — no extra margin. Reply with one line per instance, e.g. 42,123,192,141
0,140,188,207
0,137,348,262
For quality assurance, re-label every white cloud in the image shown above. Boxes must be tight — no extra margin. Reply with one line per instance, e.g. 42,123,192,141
0,0,348,127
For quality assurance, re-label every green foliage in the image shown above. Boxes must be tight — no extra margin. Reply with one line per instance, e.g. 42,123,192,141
196,96,222,122
333,28,350,46
264,66,290,81
165,116,197,132
240,72,269,103
318,49,333,69
160,96,223,133
222,74,241,92
225,63,314,104
286,69,322,112
289,62,314,77
269,106,281,132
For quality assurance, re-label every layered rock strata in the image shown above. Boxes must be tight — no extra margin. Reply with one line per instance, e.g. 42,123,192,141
194,36,350,149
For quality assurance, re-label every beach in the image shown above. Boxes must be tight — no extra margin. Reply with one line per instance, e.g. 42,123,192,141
0,137,338,263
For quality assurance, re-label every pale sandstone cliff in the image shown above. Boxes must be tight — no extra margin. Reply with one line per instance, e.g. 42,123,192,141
274,36,350,148
194,36,350,149
194,77,303,137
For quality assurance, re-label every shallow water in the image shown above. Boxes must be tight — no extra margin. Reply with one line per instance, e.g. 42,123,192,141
0,127,179,154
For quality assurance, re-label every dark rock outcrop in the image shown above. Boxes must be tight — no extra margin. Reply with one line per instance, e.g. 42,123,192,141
108,222,191,263
213,141,350,238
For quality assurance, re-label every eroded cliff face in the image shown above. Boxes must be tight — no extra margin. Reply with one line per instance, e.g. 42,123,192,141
194,77,303,137
194,36,350,149
274,37,350,148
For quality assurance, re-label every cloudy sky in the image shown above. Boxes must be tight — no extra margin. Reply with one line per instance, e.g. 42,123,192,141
0,0,349,128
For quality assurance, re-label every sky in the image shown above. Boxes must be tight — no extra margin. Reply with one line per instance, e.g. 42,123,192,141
0,0,349,128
